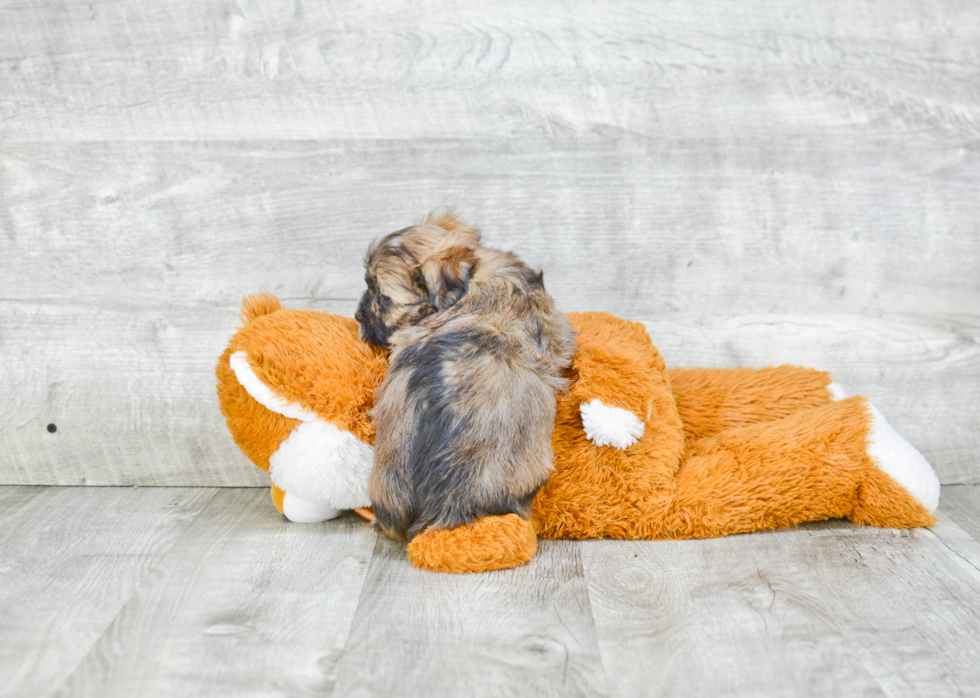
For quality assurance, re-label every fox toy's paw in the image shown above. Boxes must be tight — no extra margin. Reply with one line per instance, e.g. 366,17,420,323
406,514,537,573
281,493,343,523
829,382,938,514
865,403,940,512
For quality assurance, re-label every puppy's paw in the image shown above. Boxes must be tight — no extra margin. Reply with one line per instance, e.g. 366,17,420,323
580,399,644,449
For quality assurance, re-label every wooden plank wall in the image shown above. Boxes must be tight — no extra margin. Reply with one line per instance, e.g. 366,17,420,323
1,0,978,486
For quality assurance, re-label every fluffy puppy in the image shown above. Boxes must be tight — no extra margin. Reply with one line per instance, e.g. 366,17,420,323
356,213,577,543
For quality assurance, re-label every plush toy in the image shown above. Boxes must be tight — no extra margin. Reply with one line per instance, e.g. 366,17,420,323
216,293,940,573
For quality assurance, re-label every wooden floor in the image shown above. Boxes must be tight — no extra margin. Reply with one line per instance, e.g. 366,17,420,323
1,485,978,698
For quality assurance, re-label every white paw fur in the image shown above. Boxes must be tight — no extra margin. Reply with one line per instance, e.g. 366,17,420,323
580,399,644,449
866,402,940,512
282,492,342,523
830,378,939,512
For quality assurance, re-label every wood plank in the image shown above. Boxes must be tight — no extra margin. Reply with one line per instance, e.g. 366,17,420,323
932,485,980,574
3,300,975,485
0,1,977,141
802,523,980,698
332,536,607,698
4,487,979,696
581,532,886,698
54,489,377,698
936,484,980,542
582,521,980,698
2,139,978,319
0,486,216,698
0,485,49,532
927,514,980,579
0,298,305,487
3,139,977,485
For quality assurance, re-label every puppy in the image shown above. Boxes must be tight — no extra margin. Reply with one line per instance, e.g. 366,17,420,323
355,213,576,542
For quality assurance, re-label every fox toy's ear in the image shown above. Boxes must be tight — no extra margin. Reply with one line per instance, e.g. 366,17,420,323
420,245,478,310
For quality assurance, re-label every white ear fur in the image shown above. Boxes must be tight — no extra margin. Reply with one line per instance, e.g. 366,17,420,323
229,351,314,421
580,399,645,449
231,351,374,513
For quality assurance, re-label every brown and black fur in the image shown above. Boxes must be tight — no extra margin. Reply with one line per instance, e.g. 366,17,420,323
357,213,577,543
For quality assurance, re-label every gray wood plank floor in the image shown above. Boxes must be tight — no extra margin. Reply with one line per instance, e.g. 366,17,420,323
2,485,979,698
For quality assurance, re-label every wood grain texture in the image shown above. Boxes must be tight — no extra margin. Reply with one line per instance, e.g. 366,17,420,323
0,486,216,698
581,532,885,698
332,536,607,698
926,515,980,579
52,489,377,698
932,485,980,574
802,523,980,698
0,485,48,529
1,1,977,487
2,139,977,317
937,485,980,542
0,299,277,487
581,519,980,698
3,302,975,485
2,486,979,697
1,0,977,141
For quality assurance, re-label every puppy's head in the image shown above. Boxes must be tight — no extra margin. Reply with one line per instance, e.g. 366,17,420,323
355,213,480,347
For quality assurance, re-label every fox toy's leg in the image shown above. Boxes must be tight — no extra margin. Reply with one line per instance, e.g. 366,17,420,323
271,484,286,515
849,401,940,526
668,365,840,443
407,514,538,573
660,396,937,539
270,484,343,523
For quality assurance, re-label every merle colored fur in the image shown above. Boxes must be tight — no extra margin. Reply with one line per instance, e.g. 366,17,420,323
360,213,577,542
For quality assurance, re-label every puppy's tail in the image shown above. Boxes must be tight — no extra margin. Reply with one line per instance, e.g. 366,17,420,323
239,292,282,326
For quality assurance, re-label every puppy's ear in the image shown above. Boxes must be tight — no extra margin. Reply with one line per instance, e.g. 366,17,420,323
420,245,478,309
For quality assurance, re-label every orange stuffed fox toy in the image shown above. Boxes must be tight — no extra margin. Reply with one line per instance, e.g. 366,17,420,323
217,293,940,573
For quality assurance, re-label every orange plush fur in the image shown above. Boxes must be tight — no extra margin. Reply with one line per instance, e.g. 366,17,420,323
216,293,386,515
531,313,934,542
406,514,538,574
217,296,936,572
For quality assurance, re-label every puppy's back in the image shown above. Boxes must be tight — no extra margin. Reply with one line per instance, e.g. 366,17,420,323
369,316,559,542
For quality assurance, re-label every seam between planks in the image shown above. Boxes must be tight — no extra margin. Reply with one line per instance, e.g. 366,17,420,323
923,514,980,579
45,487,222,698
338,531,388,642
576,543,615,698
